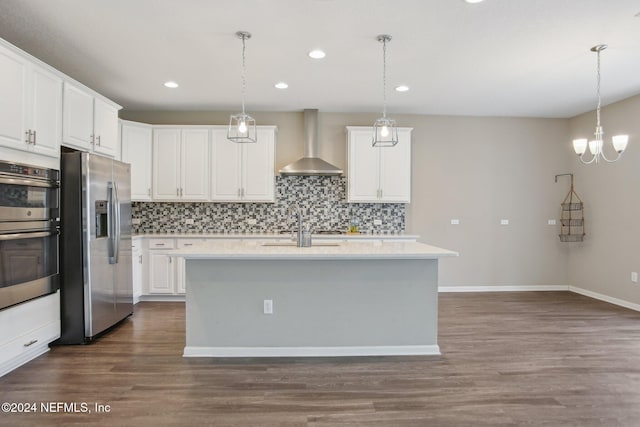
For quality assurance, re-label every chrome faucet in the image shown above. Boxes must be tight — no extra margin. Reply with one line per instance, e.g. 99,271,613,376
288,203,303,247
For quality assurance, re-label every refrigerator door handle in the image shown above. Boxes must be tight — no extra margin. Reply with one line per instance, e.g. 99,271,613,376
107,182,116,264
113,182,121,264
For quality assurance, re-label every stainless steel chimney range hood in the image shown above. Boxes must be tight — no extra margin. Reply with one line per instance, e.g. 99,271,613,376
279,109,343,176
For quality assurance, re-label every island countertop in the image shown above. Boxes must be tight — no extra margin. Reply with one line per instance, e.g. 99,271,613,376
167,240,458,260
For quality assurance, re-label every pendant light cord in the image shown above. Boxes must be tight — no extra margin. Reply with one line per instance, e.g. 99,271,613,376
241,34,247,116
382,37,388,119
595,48,601,129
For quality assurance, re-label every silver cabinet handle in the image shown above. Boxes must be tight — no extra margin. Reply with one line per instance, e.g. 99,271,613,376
177,188,180,196
237,188,241,197
90,134,95,145
139,255,143,263
23,339,38,347
180,188,183,197
148,188,151,196
25,130,30,144
154,243,165,246
183,243,193,246
168,256,172,263
32,130,37,145
96,135,101,146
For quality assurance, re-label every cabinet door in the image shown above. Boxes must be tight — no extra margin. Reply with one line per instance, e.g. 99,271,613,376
29,65,62,158
62,82,94,150
148,252,174,294
379,128,412,203
210,129,242,201
242,127,275,202
347,128,380,202
152,129,181,200
93,98,119,158
121,122,153,201
181,129,210,200
132,247,142,302
0,46,27,150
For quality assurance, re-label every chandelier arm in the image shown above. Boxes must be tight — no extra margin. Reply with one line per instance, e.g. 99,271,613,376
599,149,622,163
578,152,598,165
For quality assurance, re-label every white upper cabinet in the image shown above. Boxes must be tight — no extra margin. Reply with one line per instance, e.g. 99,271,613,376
346,126,412,203
152,128,209,201
0,44,61,159
63,82,120,158
211,126,276,202
121,120,153,201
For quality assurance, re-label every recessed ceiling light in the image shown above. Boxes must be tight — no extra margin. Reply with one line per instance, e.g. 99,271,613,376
274,82,289,89
395,85,410,92
308,50,326,59
464,0,484,3
164,81,179,88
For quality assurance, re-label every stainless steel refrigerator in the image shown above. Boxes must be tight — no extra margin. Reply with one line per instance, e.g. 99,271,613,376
59,151,133,344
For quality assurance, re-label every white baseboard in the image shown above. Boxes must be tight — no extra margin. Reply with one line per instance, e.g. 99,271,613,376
138,295,186,302
183,345,441,358
439,285,568,293
569,286,640,312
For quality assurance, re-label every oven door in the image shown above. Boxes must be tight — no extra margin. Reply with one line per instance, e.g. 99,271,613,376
0,227,60,310
0,173,59,221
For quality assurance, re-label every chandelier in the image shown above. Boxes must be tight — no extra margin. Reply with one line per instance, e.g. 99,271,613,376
227,31,257,143
572,45,629,164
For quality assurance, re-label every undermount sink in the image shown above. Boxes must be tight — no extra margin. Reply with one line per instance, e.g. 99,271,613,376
261,242,341,247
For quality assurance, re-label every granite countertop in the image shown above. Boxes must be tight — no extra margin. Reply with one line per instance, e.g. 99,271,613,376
166,240,458,260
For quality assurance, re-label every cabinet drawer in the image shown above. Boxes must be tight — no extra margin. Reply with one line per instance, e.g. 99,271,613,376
0,292,60,345
176,239,208,249
148,239,175,249
0,320,60,366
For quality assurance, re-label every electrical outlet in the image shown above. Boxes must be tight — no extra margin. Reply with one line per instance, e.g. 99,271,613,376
185,218,194,225
263,299,273,314
247,218,257,225
450,219,460,225
548,219,556,225
500,219,509,225
132,218,141,225
373,219,382,226
632,272,638,283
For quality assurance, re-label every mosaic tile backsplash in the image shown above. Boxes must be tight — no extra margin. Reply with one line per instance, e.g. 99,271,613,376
132,176,405,234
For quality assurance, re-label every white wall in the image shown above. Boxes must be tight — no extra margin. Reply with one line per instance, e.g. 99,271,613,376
568,94,640,304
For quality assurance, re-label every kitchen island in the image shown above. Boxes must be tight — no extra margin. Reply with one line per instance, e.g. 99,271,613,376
169,240,457,357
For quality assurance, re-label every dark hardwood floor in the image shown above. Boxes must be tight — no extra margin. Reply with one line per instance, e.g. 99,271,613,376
2,292,640,426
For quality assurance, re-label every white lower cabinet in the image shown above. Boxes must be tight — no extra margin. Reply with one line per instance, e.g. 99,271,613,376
0,292,60,378
147,239,178,294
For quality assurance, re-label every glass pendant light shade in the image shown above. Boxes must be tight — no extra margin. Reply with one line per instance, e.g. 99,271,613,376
612,134,629,153
228,31,257,143
228,113,257,143
572,138,588,155
372,34,398,147
373,116,399,147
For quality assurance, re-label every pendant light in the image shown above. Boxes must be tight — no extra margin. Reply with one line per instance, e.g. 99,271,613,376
228,31,257,143
572,44,629,164
372,34,398,147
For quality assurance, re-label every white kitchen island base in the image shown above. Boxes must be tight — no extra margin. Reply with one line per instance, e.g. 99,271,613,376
182,254,446,358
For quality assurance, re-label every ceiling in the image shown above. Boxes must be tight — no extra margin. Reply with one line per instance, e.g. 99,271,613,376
1,0,639,118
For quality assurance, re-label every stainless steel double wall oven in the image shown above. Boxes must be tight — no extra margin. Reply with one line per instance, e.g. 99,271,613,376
0,160,60,310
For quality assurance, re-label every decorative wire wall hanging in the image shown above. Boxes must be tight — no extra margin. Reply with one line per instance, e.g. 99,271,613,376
555,173,585,242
